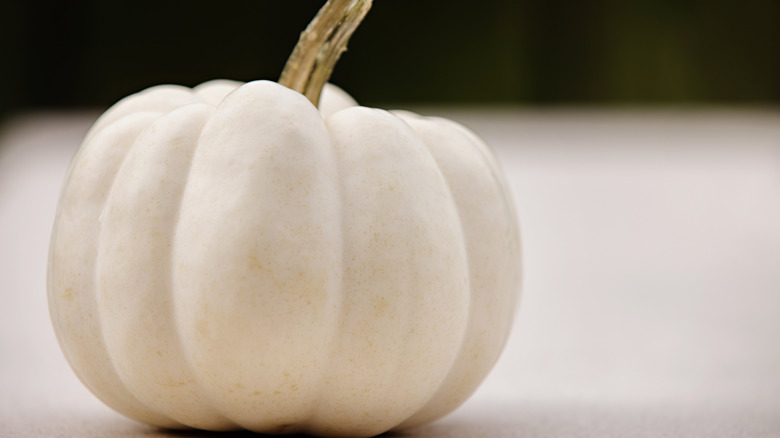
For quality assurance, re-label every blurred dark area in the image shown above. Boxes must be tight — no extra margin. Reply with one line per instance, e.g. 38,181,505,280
1,0,779,117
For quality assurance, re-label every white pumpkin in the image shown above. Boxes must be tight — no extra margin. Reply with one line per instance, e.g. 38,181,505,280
47,1,520,436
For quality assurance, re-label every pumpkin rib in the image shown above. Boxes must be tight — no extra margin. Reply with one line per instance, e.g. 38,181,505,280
92,109,202,429
387,112,476,428
163,96,247,431
170,81,345,432
298,118,347,436
162,104,239,429
441,118,522,253
85,86,201,145
50,112,182,428
390,114,479,428
96,103,240,429
304,107,470,436
393,115,521,429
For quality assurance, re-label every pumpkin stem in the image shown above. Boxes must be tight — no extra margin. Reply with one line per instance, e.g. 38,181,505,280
279,0,372,107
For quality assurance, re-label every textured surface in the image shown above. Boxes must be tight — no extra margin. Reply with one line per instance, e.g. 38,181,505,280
2,108,780,437
44,81,519,435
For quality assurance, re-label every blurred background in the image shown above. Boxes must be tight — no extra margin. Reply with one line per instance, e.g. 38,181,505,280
2,1,780,436
1,0,779,117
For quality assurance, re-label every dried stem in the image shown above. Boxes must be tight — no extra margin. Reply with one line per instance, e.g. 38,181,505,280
278,0,372,107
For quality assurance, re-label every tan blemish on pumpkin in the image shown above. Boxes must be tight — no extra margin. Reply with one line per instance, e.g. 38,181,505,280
195,318,210,338
372,296,388,317
157,380,190,388
61,287,74,300
247,255,266,271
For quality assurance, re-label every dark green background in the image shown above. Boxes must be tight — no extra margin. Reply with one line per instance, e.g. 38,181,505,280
2,0,779,116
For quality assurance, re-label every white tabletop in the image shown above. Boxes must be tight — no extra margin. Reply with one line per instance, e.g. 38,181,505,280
2,108,779,437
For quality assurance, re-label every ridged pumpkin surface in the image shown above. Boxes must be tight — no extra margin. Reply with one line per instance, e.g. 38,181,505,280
48,79,520,436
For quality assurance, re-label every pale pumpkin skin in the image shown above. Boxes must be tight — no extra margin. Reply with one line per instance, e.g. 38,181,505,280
48,79,521,437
